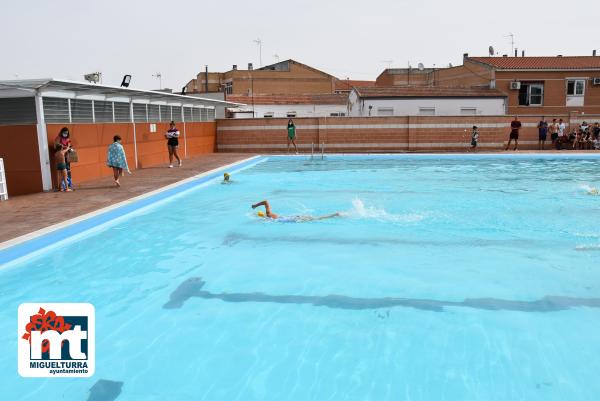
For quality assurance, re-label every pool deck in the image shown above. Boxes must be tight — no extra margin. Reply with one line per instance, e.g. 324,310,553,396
0,153,254,244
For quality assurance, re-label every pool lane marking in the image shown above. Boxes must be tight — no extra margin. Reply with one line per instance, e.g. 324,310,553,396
0,156,265,266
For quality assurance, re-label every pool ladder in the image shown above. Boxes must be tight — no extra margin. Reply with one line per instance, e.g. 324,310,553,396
311,142,325,160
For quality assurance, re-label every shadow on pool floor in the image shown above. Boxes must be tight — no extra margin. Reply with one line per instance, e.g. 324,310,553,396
163,277,600,313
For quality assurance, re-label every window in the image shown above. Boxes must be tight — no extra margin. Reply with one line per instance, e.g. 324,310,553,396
286,112,297,118
113,102,131,123
148,104,160,122
43,97,70,123
330,112,346,117
518,83,544,106
71,99,93,123
460,107,477,115
377,107,393,116
263,112,274,118
94,101,113,122
133,104,148,122
224,82,232,95
418,107,435,116
567,79,585,96
183,107,193,122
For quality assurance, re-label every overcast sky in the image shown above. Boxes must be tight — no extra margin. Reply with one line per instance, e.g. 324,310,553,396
1,0,598,90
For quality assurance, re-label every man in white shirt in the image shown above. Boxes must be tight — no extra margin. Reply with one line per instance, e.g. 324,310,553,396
558,119,566,137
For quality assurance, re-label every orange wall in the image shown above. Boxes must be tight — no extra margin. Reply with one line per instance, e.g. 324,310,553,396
0,124,42,196
46,121,216,188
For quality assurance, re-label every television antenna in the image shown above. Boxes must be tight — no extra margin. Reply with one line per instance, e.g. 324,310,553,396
273,54,280,62
417,63,425,71
381,59,394,68
153,72,162,89
505,33,515,54
253,38,263,67
489,45,495,56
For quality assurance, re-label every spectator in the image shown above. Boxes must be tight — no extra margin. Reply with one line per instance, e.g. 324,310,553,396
54,127,74,190
54,143,72,192
556,119,567,149
537,117,548,150
287,119,298,154
593,122,600,142
505,116,521,151
470,126,479,149
165,121,182,168
550,118,559,146
106,135,131,187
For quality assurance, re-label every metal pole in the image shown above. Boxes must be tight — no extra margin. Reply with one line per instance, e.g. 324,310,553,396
321,142,324,160
34,92,53,191
130,100,138,169
311,142,314,159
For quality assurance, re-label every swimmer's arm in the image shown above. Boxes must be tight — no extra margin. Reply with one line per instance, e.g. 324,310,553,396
313,212,341,221
252,200,277,218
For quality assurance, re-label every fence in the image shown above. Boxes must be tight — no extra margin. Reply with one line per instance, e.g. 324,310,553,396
217,115,600,153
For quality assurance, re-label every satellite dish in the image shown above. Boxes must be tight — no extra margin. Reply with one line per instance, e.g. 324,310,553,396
418,63,425,71
448,63,453,68
489,46,495,56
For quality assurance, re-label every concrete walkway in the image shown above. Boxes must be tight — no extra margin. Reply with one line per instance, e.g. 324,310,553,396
0,153,254,243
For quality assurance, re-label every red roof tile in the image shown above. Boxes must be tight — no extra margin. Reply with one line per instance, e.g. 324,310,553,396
354,86,506,98
469,56,600,70
226,93,348,105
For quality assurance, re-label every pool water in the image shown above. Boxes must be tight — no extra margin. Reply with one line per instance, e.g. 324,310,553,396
1,155,600,401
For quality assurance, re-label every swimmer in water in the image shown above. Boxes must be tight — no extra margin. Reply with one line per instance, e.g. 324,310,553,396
587,187,599,196
251,200,341,222
221,172,231,184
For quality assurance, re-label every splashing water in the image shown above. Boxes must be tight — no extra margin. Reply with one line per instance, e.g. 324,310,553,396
341,198,425,223
580,184,600,196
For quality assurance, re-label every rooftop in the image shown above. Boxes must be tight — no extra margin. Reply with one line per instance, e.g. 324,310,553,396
226,93,348,105
353,86,506,98
468,56,600,70
335,79,376,91
0,79,242,107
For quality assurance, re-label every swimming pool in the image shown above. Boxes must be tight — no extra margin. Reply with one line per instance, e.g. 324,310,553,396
1,154,600,401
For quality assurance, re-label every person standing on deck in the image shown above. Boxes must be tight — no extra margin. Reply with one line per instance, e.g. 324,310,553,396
107,135,131,187
550,118,559,147
537,117,548,150
165,121,182,168
54,127,74,190
505,116,521,151
287,119,298,154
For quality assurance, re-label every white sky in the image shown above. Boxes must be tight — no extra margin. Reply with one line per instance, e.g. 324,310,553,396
1,0,599,90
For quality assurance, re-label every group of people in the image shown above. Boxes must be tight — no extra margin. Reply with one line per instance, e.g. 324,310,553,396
54,121,184,190
537,118,600,150
468,116,600,151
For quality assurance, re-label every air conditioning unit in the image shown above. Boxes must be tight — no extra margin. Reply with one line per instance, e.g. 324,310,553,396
593,77,600,85
510,81,521,90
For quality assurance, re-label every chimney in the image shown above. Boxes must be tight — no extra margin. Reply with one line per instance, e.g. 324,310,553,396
557,55,563,57
232,64,237,70
521,50,525,57
248,63,253,70
463,53,469,61
205,65,209,92
502,54,508,57
594,50,597,56
514,48,518,57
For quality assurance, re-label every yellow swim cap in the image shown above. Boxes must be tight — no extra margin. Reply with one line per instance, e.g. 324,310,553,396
257,211,265,217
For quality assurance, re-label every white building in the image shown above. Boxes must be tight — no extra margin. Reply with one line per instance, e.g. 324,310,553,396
225,93,348,118
348,87,507,116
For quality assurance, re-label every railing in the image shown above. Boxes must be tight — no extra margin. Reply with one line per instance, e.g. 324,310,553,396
0,158,8,200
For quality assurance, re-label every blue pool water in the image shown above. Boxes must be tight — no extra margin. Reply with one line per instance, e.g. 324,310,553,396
1,154,600,401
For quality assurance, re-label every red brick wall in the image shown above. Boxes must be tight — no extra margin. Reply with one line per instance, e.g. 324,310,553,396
217,115,600,153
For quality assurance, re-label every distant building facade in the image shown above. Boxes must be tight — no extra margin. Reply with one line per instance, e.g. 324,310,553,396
348,87,507,117
375,54,600,115
184,60,338,97
225,93,348,118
